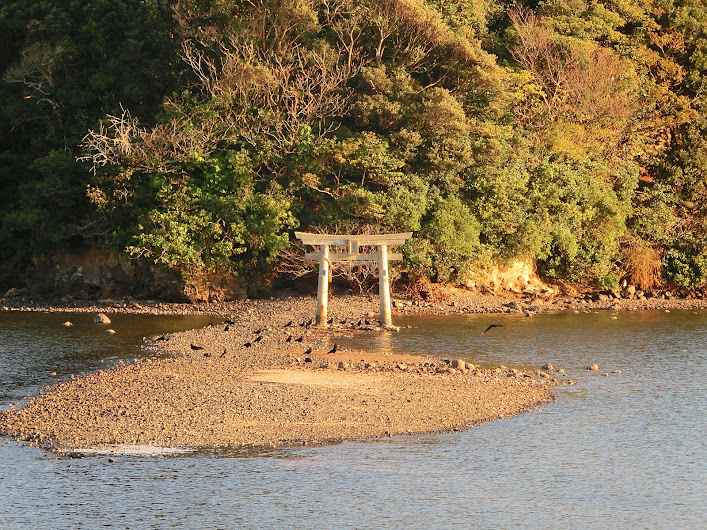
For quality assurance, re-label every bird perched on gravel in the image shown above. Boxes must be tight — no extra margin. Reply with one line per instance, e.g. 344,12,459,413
190,344,204,351
219,348,227,358
327,344,339,354
295,336,304,343
284,320,293,328
254,335,263,343
303,347,313,355
285,335,292,343
243,342,252,348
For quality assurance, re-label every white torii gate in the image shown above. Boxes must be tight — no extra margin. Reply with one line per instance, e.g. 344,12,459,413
294,232,412,329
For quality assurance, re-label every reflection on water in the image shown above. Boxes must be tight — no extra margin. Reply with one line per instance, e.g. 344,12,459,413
0,309,705,529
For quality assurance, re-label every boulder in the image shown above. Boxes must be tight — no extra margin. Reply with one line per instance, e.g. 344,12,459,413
451,359,466,370
94,313,112,324
541,363,554,371
587,363,599,371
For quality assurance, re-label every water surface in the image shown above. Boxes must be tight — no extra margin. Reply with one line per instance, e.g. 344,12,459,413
1,309,705,529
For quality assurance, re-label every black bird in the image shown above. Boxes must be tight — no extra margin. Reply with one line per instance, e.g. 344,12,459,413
254,328,263,334
224,324,230,332
244,342,252,348
190,344,204,351
364,319,371,326
356,320,362,327
219,348,228,358
339,318,347,325
225,319,236,326
481,324,504,335
203,351,211,358
284,320,293,327
155,335,166,341
303,347,313,355
327,344,339,354
295,336,304,343
254,335,263,343
327,317,334,324
285,335,293,343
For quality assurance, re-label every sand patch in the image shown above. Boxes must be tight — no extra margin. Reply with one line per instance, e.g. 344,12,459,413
250,369,381,389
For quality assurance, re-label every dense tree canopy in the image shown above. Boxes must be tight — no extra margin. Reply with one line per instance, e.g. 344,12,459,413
1,0,705,295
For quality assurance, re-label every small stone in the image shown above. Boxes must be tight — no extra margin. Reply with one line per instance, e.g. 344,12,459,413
603,373,609,376
612,370,622,374
94,313,111,324
3,288,20,298
537,371,550,379
61,321,73,327
451,359,466,370
105,329,116,334
541,363,553,371
587,363,599,371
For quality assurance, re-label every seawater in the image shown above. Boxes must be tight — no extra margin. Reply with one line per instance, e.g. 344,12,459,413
0,309,705,529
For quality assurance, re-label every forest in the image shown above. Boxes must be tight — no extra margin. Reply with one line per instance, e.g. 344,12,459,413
1,0,705,298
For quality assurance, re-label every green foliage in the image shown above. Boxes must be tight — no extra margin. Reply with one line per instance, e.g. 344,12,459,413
1,0,706,292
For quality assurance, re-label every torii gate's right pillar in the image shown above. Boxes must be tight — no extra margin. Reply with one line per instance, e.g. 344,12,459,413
378,243,392,327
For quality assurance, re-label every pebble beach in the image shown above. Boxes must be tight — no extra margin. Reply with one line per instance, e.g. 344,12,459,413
1,287,705,453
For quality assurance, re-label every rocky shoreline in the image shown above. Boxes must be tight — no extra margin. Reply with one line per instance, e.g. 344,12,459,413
1,286,704,453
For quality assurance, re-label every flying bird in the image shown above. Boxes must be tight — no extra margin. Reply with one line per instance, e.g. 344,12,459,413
327,344,339,354
190,344,204,351
481,324,504,335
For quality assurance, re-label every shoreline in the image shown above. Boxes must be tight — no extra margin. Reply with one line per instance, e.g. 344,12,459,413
1,287,704,453
2,283,706,317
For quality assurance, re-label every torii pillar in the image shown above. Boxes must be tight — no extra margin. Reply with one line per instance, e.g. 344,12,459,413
294,232,412,329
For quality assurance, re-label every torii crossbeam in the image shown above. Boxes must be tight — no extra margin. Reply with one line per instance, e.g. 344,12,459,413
294,232,412,329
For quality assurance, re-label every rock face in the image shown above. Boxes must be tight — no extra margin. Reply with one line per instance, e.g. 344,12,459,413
26,248,248,302
94,313,111,324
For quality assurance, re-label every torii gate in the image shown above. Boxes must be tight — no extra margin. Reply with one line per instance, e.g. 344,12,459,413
294,232,412,329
